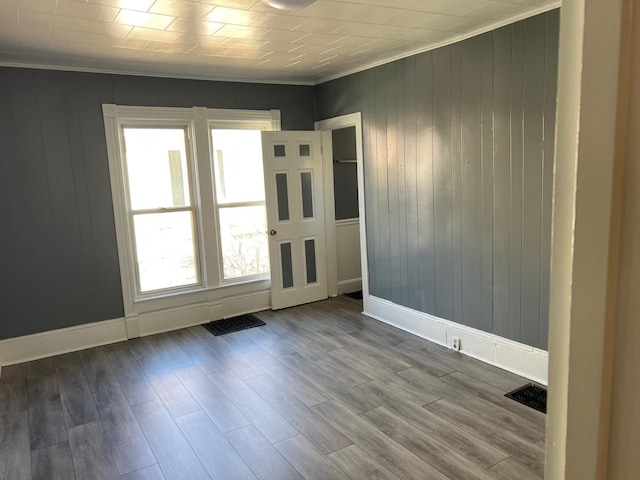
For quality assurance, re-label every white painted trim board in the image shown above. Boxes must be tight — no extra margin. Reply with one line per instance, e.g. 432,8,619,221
0,318,128,370
0,289,547,388
0,290,271,371
365,295,549,385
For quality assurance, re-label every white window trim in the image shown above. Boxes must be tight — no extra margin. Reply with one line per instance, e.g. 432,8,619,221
103,104,281,318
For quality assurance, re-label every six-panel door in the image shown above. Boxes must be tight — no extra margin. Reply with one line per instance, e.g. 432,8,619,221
261,131,328,309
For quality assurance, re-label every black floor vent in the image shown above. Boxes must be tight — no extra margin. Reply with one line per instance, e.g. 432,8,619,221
505,383,547,413
203,314,265,336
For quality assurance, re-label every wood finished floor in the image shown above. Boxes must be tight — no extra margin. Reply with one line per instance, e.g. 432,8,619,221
0,297,545,480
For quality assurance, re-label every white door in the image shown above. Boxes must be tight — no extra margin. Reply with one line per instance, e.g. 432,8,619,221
262,131,328,310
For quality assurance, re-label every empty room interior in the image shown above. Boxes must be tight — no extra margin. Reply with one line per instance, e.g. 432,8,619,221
0,0,638,479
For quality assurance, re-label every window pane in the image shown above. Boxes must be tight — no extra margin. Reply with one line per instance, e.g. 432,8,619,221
218,205,269,280
123,128,191,210
211,129,265,204
133,211,198,293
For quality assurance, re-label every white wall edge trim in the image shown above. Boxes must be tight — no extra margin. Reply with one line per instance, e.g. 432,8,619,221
365,295,549,385
0,290,271,370
0,318,127,368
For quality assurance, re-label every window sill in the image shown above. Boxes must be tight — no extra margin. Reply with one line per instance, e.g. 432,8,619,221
220,274,270,288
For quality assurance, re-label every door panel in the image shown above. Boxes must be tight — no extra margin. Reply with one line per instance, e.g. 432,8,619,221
262,131,327,309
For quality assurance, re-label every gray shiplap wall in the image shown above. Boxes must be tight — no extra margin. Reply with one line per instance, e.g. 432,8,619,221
0,68,314,340
315,10,559,349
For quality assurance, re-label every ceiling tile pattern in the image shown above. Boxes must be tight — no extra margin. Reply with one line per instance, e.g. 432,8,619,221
0,0,559,83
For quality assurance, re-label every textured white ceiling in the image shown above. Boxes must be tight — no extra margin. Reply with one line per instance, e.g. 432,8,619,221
0,0,560,84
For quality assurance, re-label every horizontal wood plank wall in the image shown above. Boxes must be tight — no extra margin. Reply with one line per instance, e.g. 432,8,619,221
0,68,314,340
314,10,560,350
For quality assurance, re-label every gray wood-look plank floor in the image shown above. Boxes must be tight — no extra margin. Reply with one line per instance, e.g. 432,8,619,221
0,297,545,480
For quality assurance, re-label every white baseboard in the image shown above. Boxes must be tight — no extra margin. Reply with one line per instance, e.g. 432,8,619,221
0,318,127,369
220,290,272,319
365,295,549,385
337,278,362,295
0,291,547,385
0,290,272,372
135,302,212,337
134,290,271,337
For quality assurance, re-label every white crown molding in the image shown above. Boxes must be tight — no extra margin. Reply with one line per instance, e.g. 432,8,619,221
0,60,316,86
365,295,549,385
0,3,560,87
316,2,562,84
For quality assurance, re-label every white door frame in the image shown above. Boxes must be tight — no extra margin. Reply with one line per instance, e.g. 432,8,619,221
314,113,368,310
546,0,629,478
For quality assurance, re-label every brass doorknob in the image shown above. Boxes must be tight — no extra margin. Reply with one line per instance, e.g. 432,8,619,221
269,229,277,236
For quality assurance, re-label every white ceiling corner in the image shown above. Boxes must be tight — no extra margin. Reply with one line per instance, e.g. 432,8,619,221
0,0,561,85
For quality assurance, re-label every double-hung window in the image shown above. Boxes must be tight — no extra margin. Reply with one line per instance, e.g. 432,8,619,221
103,105,280,314
121,125,200,294
211,128,269,281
